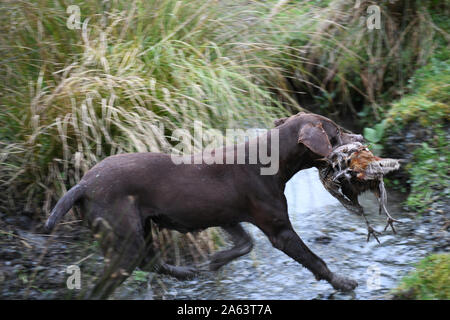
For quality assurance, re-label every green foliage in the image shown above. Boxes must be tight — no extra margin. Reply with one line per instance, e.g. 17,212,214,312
385,57,450,130
363,121,386,155
386,96,449,129
133,270,149,283
405,137,449,211
411,59,450,105
378,52,449,211
393,254,450,300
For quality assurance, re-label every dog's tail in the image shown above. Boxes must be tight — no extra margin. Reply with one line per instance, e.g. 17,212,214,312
45,184,85,232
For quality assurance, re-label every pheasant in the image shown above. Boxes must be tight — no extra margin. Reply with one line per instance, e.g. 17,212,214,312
318,142,401,243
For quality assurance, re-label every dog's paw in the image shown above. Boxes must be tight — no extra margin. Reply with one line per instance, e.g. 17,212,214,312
330,274,358,292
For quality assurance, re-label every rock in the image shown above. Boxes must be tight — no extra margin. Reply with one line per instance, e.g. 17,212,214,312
382,121,436,184
4,214,33,230
0,248,21,261
314,235,332,245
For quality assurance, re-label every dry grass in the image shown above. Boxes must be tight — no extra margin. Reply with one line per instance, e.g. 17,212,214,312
285,0,445,119
0,0,305,261
0,0,297,215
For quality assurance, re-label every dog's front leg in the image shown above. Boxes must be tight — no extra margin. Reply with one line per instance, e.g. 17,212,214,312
270,227,357,292
251,204,358,292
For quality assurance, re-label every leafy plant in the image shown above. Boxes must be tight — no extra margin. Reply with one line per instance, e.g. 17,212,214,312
393,254,450,300
363,121,386,155
405,136,449,211
133,270,149,283
380,50,449,212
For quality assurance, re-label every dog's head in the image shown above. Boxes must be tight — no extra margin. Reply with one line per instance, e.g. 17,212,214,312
274,112,364,159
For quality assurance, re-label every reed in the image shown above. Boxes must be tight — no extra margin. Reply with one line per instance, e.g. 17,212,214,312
0,0,300,261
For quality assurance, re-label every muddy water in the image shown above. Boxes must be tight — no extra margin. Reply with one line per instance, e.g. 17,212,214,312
136,168,434,300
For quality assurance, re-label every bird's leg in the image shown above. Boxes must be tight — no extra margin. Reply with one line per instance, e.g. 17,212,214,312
361,212,381,244
378,179,400,234
382,203,399,234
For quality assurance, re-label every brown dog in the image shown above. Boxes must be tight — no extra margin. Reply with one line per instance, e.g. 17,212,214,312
45,112,363,299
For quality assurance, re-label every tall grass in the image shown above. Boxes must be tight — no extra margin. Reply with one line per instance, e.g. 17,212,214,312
0,0,295,215
0,0,307,261
281,0,447,119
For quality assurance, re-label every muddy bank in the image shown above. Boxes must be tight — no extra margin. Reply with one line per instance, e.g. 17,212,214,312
0,212,201,300
0,215,101,299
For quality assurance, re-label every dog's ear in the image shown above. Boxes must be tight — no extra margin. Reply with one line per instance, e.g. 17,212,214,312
298,122,332,157
274,117,288,127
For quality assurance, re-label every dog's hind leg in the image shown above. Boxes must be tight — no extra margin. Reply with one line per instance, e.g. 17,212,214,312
87,200,146,299
139,219,198,280
208,223,253,271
